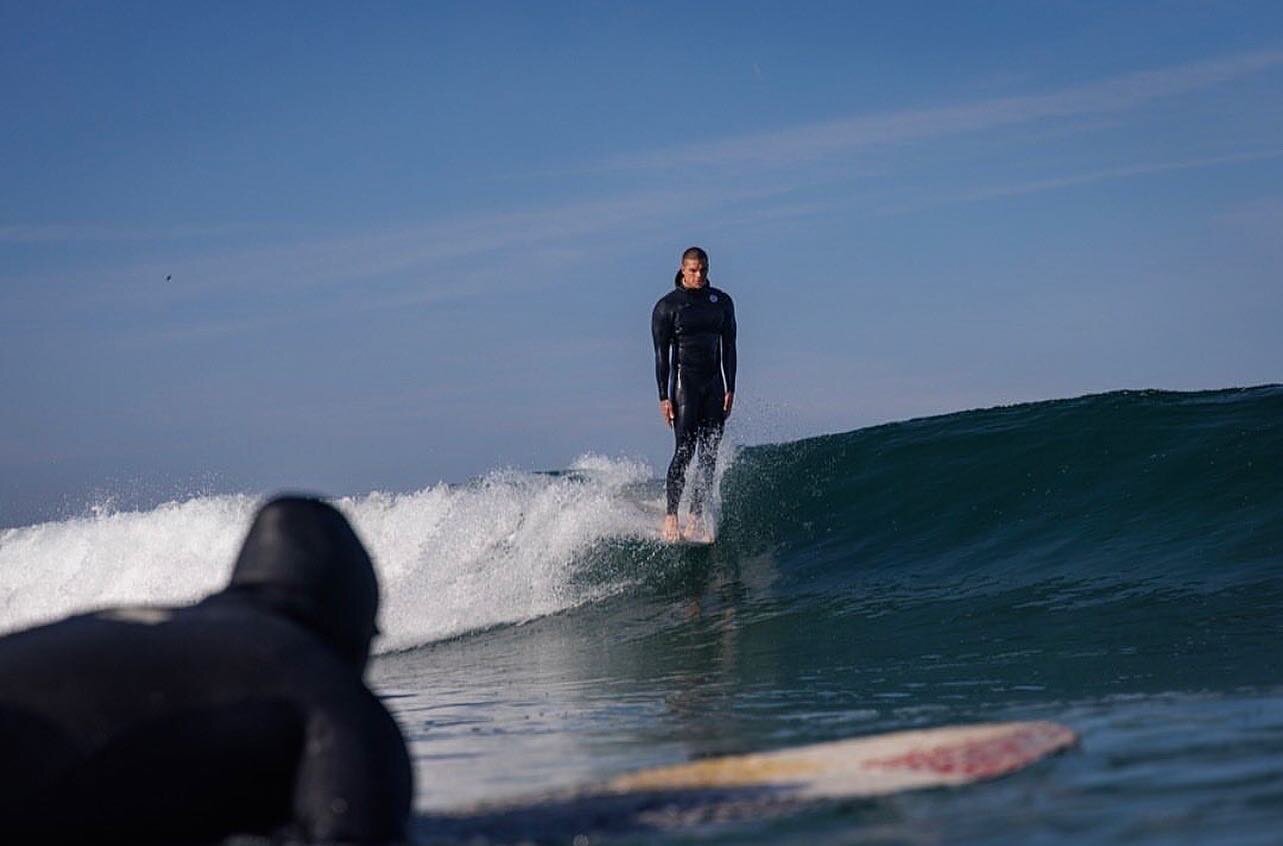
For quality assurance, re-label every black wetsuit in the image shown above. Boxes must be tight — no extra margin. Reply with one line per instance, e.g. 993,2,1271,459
652,282,737,515
0,498,412,845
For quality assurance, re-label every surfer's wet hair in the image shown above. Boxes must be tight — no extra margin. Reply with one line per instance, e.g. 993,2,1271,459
674,246,710,287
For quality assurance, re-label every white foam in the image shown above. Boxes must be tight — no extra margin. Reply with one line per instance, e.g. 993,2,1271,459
0,456,664,651
0,494,256,635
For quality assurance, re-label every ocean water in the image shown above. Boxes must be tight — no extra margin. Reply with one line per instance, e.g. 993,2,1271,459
2,386,1281,844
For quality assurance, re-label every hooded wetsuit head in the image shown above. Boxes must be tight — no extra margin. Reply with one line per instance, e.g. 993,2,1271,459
0,495,410,843
223,497,380,672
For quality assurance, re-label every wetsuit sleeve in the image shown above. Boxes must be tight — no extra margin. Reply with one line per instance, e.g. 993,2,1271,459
722,294,737,394
652,298,674,401
293,694,413,844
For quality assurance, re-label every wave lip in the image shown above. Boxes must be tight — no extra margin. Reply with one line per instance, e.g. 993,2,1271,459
0,456,664,651
0,494,256,637
354,455,660,651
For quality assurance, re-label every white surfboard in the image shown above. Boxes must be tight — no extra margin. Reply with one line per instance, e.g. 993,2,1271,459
605,720,1076,798
624,491,716,547
427,721,1076,841
664,536,714,548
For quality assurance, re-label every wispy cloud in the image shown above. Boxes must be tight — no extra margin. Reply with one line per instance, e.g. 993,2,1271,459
0,222,260,243
1213,194,1283,229
876,148,1283,216
7,48,1282,350
14,184,788,346
117,244,597,347
7,183,797,307
604,48,1283,171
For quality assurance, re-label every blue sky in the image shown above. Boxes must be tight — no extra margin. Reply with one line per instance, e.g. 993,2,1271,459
2,1,1281,526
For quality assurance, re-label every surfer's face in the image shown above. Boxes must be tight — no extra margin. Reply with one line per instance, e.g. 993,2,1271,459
680,258,705,288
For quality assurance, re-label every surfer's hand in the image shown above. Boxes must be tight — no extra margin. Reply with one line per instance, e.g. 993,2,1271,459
723,392,734,419
660,399,675,427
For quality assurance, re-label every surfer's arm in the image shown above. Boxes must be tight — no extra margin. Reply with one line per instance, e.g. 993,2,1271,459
652,299,674,401
293,697,413,844
721,294,737,395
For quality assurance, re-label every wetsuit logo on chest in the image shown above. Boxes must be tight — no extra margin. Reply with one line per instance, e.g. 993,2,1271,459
709,294,718,303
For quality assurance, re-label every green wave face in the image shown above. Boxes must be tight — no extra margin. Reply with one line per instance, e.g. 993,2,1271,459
597,385,1283,713
719,386,1283,592
566,385,1283,710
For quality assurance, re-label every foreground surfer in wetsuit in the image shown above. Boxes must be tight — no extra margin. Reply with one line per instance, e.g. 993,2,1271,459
651,246,737,542
0,496,412,844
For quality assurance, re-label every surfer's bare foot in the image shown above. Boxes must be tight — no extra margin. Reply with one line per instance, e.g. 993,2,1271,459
661,514,680,542
684,515,712,543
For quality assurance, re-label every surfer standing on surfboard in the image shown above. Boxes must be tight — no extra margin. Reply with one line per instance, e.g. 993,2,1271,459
651,246,737,543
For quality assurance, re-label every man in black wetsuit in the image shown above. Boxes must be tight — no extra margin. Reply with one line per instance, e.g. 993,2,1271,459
0,496,412,844
651,246,737,542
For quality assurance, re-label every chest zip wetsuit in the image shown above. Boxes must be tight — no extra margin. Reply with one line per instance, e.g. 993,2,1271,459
651,279,737,518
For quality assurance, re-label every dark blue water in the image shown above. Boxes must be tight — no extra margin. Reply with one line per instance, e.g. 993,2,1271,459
374,386,1283,844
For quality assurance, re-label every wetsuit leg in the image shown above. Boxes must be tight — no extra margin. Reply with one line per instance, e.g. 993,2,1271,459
689,409,725,516
666,378,726,515
666,408,700,515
